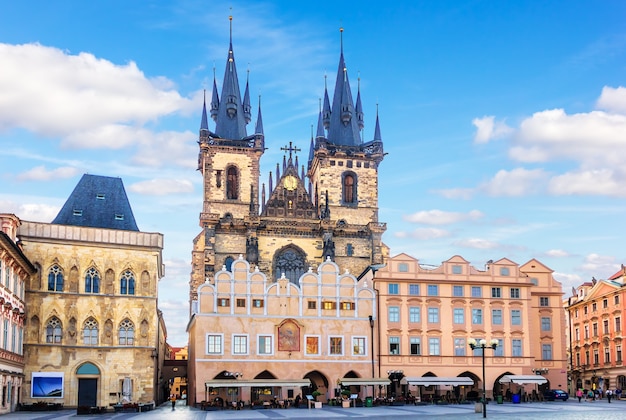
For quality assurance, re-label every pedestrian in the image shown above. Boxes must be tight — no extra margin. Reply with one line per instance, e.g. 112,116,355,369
576,388,583,402
170,394,176,409
607,389,612,403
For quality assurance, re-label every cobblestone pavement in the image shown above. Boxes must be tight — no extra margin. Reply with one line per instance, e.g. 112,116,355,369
3,398,626,420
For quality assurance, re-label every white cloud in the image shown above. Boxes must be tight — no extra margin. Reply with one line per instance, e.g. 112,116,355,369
0,200,59,222
480,168,548,197
129,178,194,196
454,238,501,249
403,209,483,225
472,116,513,144
548,169,626,196
513,107,626,168
544,249,570,258
395,227,451,240
597,86,626,114
468,86,626,199
16,165,78,181
580,253,620,276
0,43,192,140
131,130,197,169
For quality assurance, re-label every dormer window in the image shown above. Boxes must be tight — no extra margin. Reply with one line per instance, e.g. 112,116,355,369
96,193,105,200
73,209,83,217
115,214,124,221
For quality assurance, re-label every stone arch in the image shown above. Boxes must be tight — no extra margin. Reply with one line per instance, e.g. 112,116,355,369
273,245,307,285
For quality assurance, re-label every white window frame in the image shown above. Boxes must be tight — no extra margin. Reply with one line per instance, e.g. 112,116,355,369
352,336,366,356
232,334,249,355
257,334,274,355
206,333,224,355
329,336,344,356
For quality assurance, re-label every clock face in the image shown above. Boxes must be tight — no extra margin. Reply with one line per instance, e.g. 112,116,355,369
283,175,298,191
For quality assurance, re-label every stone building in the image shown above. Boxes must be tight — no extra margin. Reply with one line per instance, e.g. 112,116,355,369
17,174,165,409
0,214,36,413
566,265,626,395
374,254,567,402
187,21,387,406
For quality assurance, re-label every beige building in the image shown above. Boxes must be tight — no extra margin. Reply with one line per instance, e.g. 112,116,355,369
373,254,567,402
566,266,626,394
0,214,36,413
17,174,165,409
187,256,380,407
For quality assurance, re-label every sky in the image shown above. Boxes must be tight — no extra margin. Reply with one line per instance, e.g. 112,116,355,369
1,0,625,347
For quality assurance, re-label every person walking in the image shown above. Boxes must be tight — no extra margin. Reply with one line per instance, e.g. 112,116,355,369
576,388,583,402
170,394,177,409
607,389,613,403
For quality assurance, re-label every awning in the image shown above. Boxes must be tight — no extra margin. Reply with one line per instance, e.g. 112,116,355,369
498,375,547,385
340,377,391,386
402,377,474,387
205,379,311,388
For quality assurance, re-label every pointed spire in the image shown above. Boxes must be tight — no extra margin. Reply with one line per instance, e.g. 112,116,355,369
316,98,326,139
327,27,361,146
243,68,251,124
301,165,305,180
322,75,331,129
268,171,273,193
213,14,248,139
355,73,364,131
373,103,382,142
308,135,315,167
200,89,209,131
255,95,264,135
295,155,299,170
276,163,280,181
282,154,287,173
210,67,219,122
262,183,266,210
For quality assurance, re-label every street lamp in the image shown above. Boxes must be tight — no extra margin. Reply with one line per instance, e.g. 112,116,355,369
468,338,498,418
369,315,375,399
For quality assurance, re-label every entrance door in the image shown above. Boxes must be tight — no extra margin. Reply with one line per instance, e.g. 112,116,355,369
78,378,98,407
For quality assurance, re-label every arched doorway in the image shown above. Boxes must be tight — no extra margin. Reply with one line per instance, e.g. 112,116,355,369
76,362,101,408
303,370,329,402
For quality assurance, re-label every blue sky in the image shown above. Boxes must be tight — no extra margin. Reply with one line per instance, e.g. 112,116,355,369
1,1,625,346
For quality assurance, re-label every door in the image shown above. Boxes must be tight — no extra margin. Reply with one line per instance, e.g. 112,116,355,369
78,378,98,407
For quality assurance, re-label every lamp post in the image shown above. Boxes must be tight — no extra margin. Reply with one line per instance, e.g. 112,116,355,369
468,338,498,418
369,315,375,399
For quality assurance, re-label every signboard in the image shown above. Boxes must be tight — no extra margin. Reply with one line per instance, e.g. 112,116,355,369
31,372,64,398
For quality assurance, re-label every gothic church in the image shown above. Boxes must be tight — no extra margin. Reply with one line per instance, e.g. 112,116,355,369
189,23,387,308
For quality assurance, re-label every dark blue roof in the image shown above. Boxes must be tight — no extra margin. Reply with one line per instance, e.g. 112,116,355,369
52,174,139,231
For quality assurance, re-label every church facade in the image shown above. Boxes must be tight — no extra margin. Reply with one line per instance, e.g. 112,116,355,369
187,21,387,406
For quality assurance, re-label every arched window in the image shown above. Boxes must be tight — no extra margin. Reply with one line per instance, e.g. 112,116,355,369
118,319,135,346
48,265,64,292
342,172,357,204
46,317,62,343
120,270,135,295
224,256,234,272
85,267,100,293
273,247,306,285
226,166,239,199
83,317,98,345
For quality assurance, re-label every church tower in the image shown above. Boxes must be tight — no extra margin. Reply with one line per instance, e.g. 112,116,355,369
190,16,265,303
189,23,386,308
